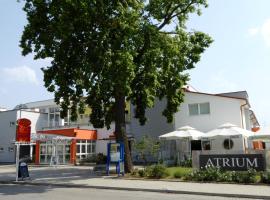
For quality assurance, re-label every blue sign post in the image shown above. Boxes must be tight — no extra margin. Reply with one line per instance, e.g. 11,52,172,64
106,142,124,176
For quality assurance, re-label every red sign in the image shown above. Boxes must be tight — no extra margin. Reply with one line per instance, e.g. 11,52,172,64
16,118,31,142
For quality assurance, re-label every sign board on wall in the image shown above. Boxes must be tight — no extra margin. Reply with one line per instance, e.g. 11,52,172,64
199,154,265,171
16,118,31,142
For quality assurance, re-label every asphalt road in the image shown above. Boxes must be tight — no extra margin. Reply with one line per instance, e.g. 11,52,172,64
0,184,260,200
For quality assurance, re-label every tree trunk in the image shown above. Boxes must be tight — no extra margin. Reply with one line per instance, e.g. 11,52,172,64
115,93,133,173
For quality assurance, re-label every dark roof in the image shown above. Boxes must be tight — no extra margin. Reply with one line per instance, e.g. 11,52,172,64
185,90,248,101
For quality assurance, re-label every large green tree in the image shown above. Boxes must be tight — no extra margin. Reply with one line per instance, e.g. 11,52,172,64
20,0,212,172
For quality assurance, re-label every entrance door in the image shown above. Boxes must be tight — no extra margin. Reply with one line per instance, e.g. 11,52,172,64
56,144,70,164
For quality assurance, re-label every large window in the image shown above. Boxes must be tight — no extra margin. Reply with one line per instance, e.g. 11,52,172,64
76,140,96,160
188,102,210,116
48,107,61,127
40,141,70,164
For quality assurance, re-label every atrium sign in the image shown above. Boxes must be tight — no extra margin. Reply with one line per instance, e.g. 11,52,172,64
199,154,265,171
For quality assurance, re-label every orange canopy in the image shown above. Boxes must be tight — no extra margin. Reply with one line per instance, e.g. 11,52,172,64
37,128,97,140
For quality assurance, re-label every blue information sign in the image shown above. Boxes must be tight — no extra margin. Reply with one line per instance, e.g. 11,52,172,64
106,142,124,176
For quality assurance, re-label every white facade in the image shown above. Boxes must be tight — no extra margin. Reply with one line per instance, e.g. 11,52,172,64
130,91,256,140
0,88,259,163
0,110,17,162
174,91,249,132
201,136,249,154
0,110,47,162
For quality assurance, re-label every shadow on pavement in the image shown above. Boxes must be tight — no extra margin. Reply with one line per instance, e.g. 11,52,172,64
0,165,120,187
0,184,53,195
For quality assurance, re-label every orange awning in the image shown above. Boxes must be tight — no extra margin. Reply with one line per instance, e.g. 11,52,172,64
37,128,97,140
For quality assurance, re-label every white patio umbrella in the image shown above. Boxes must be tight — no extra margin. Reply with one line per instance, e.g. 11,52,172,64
159,126,205,163
201,123,254,152
201,123,254,139
159,126,205,140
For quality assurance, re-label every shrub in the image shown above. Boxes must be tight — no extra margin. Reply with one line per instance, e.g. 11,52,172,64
138,169,146,177
260,172,270,184
96,153,107,165
79,155,97,165
232,168,257,183
185,166,222,182
130,169,139,176
179,159,192,168
174,171,184,178
146,164,169,178
185,167,257,183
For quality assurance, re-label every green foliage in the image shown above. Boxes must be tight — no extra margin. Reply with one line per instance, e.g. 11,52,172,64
146,164,169,178
95,153,107,165
260,172,270,184
179,158,192,167
20,0,213,128
134,135,160,166
131,164,169,178
20,0,212,173
138,169,147,177
166,167,193,178
79,155,97,165
130,168,139,176
174,171,184,178
232,169,257,183
185,167,257,183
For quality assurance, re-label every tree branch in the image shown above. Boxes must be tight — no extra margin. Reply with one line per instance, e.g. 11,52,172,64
157,0,196,30
160,31,177,35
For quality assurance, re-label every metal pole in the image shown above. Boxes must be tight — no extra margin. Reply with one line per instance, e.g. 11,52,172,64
30,144,33,161
15,143,20,182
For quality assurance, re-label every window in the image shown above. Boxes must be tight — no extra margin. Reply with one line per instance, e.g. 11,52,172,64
40,141,70,164
76,140,96,161
188,104,199,115
188,102,210,116
202,141,211,150
48,107,61,127
39,108,47,113
8,147,14,152
223,139,234,150
200,103,210,114
0,147,4,152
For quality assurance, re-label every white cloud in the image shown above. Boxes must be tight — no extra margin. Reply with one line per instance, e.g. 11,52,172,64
248,19,270,47
248,27,259,36
261,19,270,46
1,66,39,85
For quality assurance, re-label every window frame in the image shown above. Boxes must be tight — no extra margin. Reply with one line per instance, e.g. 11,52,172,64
76,140,96,160
188,102,210,116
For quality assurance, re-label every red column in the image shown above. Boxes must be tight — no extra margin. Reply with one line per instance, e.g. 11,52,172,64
35,141,40,165
70,139,77,165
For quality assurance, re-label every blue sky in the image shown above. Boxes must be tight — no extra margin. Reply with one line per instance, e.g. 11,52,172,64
0,1,270,126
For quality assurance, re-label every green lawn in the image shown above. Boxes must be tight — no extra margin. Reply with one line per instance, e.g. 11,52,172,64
165,167,193,178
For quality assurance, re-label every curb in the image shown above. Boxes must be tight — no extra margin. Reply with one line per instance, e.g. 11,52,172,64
1,181,270,199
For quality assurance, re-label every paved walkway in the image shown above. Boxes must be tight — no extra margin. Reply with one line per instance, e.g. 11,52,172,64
1,165,270,199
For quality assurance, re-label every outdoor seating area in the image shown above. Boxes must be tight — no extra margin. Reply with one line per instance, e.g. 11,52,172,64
159,123,270,166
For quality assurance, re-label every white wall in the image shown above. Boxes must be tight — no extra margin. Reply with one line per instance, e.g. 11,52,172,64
203,136,246,154
0,110,17,162
19,110,48,141
243,108,251,130
130,99,174,139
174,92,246,132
